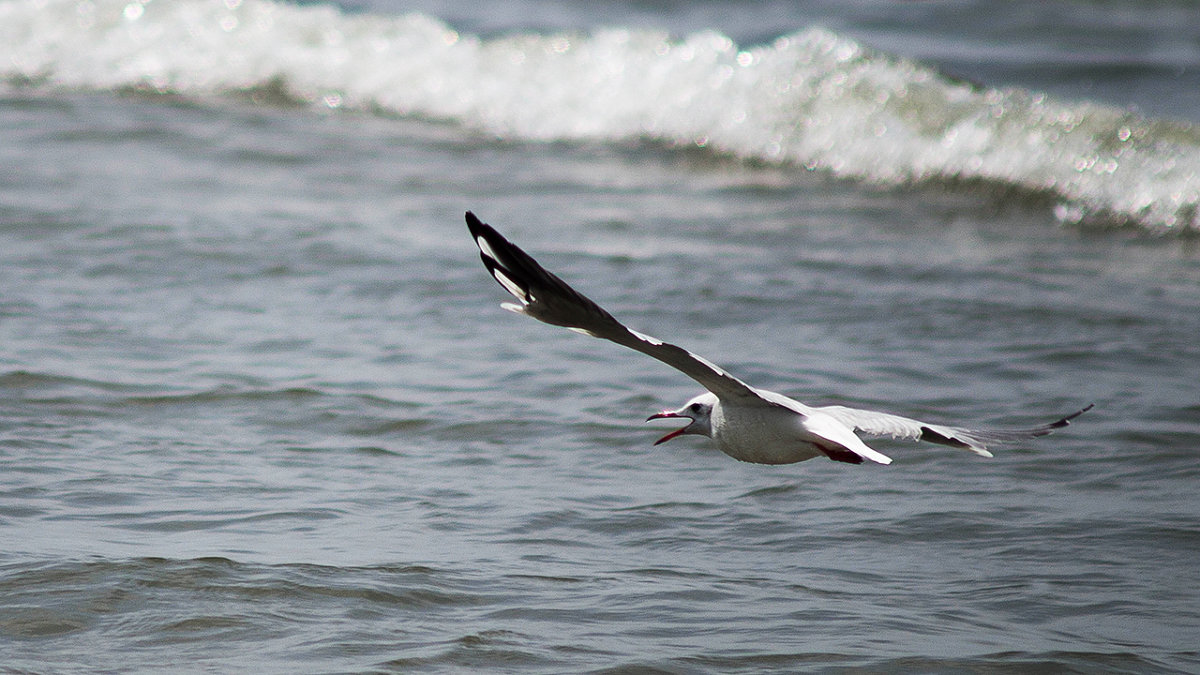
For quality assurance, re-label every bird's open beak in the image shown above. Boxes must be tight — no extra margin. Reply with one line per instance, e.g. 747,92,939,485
647,411,690,445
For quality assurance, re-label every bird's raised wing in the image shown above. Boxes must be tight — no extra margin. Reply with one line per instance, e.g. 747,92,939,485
466,211,767,404
814,404,1094,456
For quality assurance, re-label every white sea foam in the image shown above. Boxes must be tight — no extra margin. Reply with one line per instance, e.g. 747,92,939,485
3,0,1198,233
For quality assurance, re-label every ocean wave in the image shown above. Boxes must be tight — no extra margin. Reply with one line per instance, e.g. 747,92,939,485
3,0,1198,233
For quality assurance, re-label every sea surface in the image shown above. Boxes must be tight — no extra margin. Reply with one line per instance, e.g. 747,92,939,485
2,0,1200,672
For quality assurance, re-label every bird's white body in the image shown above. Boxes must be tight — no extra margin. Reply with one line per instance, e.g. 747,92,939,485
710,396,824,465
466,211,1090,467
660,390,897,465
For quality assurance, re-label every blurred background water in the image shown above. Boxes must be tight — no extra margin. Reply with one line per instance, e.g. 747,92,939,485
2,0,1199,672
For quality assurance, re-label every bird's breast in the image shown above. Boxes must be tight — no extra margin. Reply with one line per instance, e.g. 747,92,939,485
711,403,822,465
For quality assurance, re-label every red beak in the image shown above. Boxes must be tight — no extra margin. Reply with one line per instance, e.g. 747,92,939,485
647,411,690,445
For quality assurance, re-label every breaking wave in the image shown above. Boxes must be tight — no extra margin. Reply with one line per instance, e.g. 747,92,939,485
4,0,1199,233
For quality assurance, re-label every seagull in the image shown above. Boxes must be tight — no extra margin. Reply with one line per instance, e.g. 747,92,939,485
465,211,1091,466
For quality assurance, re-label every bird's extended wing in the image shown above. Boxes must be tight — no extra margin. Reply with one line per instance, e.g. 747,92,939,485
466,211,766,404
814,404,1094,456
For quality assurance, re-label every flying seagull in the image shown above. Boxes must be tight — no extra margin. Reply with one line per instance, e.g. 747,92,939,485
465,211,1090,466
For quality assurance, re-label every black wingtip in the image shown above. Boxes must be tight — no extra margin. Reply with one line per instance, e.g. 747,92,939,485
1062,403,1095,425
465,211,543,308
465,211,510,261
465,210,485,235
1042,403,1095,433
1065,401,1094,422
465,211,503,267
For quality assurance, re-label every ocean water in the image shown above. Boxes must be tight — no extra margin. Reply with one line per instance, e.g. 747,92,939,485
2,0,1199,672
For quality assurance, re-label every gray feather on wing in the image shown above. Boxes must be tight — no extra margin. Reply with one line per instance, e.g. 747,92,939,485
814,404,1093,456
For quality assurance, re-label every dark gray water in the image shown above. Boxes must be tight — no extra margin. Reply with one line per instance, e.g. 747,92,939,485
3,1,1200,672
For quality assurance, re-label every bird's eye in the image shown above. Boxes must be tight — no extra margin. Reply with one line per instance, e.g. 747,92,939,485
688,403,702,413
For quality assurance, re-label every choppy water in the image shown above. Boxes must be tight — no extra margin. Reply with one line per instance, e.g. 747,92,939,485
2,1,1200,672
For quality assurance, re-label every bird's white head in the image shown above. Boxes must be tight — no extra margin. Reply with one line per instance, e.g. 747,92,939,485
646,392,717,445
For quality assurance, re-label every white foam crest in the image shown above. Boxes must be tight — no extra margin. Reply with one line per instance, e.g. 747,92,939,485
3,0,1198,233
